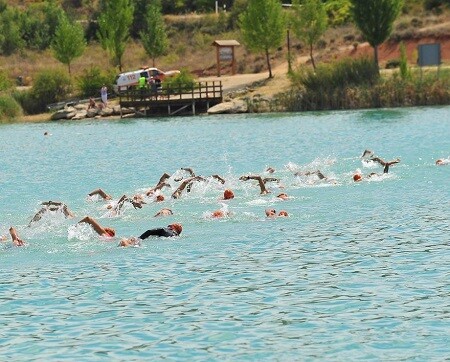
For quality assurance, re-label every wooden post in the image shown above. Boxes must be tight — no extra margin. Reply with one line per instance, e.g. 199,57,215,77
232,47,236,75
216,47,221,77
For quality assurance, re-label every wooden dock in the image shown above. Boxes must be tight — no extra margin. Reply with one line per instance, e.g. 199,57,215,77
119,81,223,117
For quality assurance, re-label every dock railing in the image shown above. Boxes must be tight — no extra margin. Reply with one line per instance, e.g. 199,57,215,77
119,80,223,102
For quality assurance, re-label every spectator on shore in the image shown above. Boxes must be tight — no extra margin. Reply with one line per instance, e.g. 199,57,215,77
88,97,96,110
100,85,108,107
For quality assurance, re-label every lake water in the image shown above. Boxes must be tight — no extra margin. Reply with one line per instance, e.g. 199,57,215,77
1,107,449,361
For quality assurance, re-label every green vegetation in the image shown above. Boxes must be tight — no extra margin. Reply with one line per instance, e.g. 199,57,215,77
97,0,134,71
52,13,86,75
140,0,168,67
281,57,449,111
76,66,113,98
238,0,285,78
0,0,449,120
350,0,404,69
291,0,328,70
0,94,22,121
163,68,195,93
14,69,72,114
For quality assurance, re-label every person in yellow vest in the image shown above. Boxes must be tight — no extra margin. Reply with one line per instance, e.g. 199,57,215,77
139,75,147,100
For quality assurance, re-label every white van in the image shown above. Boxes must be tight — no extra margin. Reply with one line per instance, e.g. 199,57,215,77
113,67,180,93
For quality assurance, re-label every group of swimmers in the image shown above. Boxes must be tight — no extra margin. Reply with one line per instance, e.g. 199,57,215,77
3,150,448,249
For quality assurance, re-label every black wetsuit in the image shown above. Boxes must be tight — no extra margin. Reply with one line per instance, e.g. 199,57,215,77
139,227,178,239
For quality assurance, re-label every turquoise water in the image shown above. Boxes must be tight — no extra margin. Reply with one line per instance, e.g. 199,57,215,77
1,107,449,361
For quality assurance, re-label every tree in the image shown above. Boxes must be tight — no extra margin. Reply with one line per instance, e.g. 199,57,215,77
238,0,285,78
291,0,328,70
97,0,134,71
140,0,168,67
52,14,86,75
350,0,403,70
0,7,24,55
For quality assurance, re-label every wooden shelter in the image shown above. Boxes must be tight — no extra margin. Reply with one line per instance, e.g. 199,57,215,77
212,40,240,77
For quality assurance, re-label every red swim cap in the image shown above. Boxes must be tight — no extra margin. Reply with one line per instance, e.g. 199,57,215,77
223,189,234,200
353,174,362,182
169,223,182,235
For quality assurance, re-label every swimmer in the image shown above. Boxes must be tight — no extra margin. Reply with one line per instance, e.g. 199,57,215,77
436,158,449,165
78,216,115,238
369,156,401,173
211,174,226,184
29,201,74,225
361,149,374,159
223,189,235,200
277,193,289,200
265,208,289,218
146,173,172,196
119,223,182,247
294,170,327,180
171,176,205,199
9,227,25,246
266,167,275,173
239,175,275,194
88,188,112,200
110,194,145,213
154,208,173,217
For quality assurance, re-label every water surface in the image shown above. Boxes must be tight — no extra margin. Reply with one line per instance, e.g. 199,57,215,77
1,107,449,361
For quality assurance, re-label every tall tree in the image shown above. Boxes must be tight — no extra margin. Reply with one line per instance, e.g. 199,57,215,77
52,14,86,75
140,0,168,67
97,0,134,71
238,0,285,78
291,0,328,70
350,0,403,70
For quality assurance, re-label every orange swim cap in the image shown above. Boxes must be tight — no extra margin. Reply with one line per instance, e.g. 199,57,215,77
223,189,234,200
169,223,182,235
353,174,362,182
156,195,165,202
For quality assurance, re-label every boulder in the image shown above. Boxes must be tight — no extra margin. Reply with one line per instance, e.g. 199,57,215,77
99,107,114,117
207,99,248,114
86,108,99,118
72,110,87,120
51,106,77,120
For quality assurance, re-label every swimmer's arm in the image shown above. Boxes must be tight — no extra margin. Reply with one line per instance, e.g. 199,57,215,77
78,216,106,236
157,172,171,185
88,188,112,200
9,227,25,246
181,167,195,177
211,174,225,184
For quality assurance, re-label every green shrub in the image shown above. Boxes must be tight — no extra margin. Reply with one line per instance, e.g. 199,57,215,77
0,71,13,91
76,66,112,98
163,67,195,93
291,57,379,94
15,69,72,114
399,42,411,80
0,94,23,121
